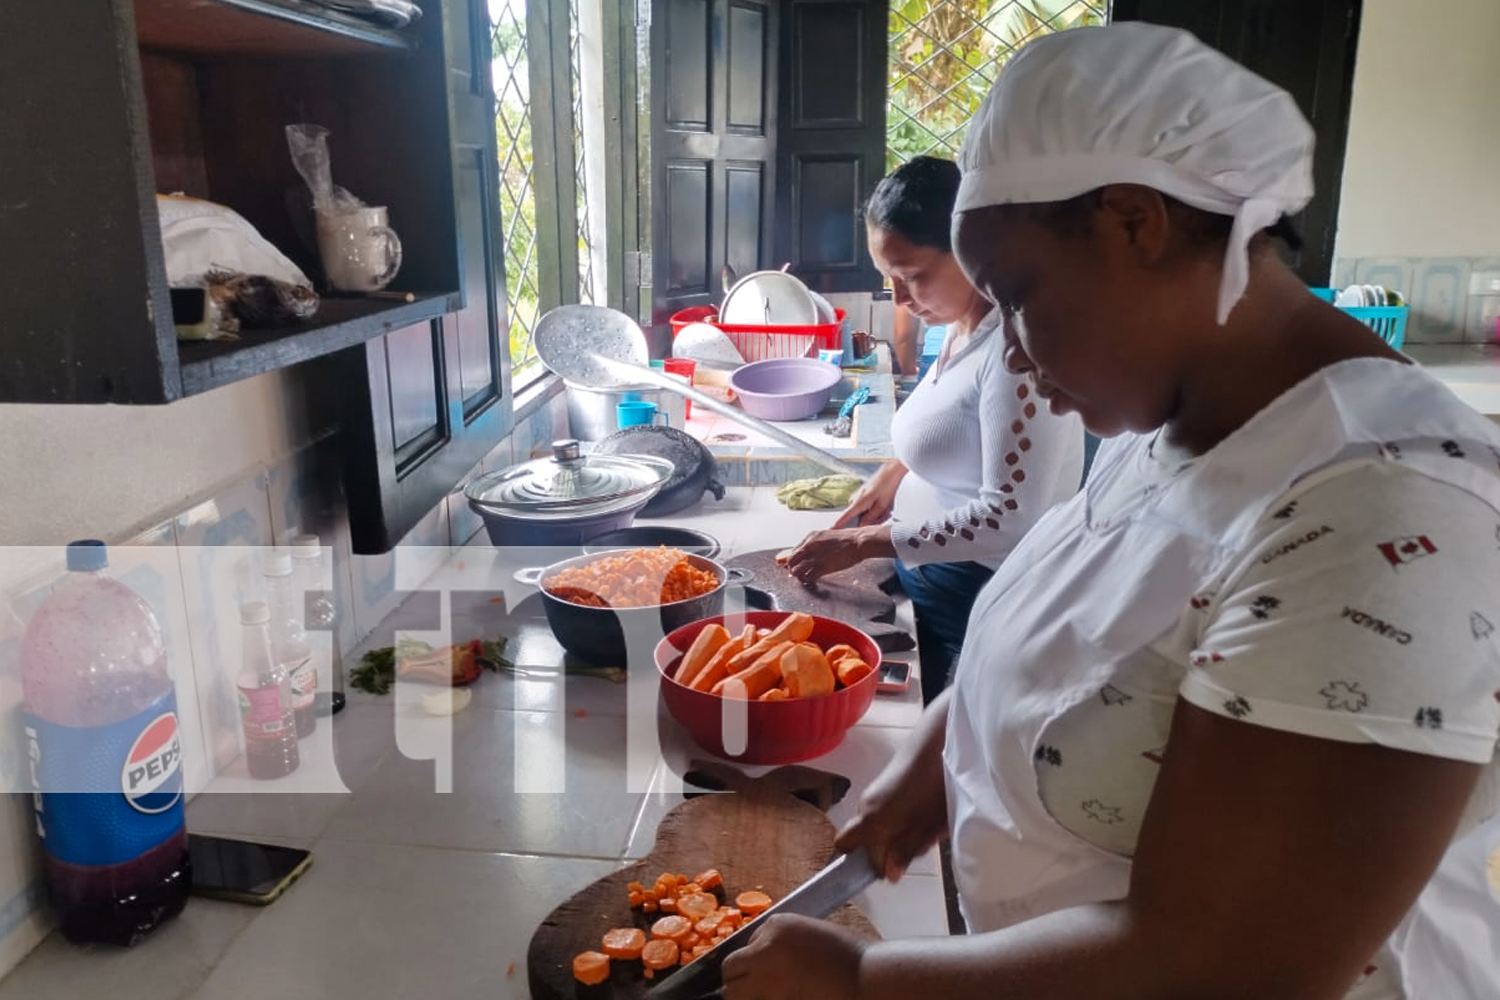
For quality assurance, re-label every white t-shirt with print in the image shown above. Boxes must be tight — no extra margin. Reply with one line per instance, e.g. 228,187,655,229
1033,436,1500,998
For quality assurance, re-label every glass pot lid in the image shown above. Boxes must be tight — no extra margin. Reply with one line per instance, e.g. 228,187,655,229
464,440,674,517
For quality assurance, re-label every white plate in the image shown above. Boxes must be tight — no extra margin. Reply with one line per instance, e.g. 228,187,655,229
720,270,820,327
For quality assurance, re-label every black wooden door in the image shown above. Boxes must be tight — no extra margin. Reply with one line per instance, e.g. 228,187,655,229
1112,0,1363,285
651,0,780,325
339,0,514,554
772,0,887,294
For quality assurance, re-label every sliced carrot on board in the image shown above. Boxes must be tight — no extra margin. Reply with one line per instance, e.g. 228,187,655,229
642,899,659,914
573,951,611,985
659,897,678,914
736,890,773,917
836,657,874,687
675,891,718,921
642,938,681,971
693,868,723,890
718,907,743,928
602,927,646,960
628,890,644,907
694,913,723,936
650,914,693,944
627,880,644,893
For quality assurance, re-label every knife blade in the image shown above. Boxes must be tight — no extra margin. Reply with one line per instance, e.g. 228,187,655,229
645,846,879,1000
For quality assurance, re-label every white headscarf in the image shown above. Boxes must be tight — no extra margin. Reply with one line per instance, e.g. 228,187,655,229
955,23,1315,324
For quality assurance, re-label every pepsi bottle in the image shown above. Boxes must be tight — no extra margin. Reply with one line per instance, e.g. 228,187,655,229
20,540,189,946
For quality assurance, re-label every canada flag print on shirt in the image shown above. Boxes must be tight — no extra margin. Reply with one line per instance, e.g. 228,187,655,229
1378,535,1437,568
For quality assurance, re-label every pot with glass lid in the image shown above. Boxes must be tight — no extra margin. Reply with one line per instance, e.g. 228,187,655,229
463,439,674,547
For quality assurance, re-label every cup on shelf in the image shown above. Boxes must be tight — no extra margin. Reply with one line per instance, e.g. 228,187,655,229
315,205,403,293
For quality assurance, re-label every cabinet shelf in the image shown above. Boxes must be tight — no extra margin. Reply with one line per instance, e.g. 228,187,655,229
178,292,456,395
133,0,418,55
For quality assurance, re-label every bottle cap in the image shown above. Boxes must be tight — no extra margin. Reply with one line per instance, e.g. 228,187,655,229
290,533,322,557
65,539,108,572
262,550,293,576
240,601,270,625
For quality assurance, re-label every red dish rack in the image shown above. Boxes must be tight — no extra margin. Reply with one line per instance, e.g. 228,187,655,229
669,305,845,362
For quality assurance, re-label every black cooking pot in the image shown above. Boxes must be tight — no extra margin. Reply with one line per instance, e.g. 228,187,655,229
592,425,725,517
516,550,748,665
581,526,721,560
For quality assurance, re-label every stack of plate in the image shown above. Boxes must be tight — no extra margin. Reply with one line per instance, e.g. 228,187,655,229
1334,284,1405,308
317,0,423,29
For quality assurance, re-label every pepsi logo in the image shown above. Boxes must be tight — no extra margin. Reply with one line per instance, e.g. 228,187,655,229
120,713,182,815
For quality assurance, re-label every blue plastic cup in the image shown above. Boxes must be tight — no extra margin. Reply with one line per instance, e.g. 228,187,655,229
616,400,665,429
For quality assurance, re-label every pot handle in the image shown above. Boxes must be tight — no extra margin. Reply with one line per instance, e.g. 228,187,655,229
513,566,545,586
725,566,752,584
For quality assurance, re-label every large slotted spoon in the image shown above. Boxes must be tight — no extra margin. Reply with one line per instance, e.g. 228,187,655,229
533,305,863,479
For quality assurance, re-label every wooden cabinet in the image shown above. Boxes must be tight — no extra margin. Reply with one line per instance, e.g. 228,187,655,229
334,0,514,554
1,0,464,403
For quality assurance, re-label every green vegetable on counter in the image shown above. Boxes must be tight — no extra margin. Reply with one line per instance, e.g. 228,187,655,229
775,474,864,510
349,634,626,694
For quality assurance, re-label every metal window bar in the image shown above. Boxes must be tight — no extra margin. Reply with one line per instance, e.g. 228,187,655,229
886,1,1108,170
490,0,543,372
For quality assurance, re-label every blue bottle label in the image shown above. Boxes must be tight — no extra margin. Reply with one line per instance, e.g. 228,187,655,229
23,692,185,867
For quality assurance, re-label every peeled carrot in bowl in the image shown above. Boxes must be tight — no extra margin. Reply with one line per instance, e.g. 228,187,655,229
676,623,730,688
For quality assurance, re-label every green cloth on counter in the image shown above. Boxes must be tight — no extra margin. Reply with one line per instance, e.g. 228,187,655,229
775,475,864,510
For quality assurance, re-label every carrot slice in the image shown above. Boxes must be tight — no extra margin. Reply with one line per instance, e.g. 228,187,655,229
573,951,610,985
694,913,723,936
659,897,678,914
642,939,681,971
736,890,773,917
651,914,693,944
602,927,646,960
627,890,644,907
836,657,874,687
675,891,718,921
643,899,659,913
693,868,723,890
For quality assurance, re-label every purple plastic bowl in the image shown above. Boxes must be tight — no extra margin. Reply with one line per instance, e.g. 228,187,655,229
729,358,843,421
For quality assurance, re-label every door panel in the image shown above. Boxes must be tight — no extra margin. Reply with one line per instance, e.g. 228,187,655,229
727,2,769,133
653,0,780,324
773,0,886,293
385,321,444,453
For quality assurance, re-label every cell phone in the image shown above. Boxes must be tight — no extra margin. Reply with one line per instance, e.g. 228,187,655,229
875,660,912,694
187,833,313,906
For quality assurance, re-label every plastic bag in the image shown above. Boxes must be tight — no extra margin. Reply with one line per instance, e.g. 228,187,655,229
286,124,366,214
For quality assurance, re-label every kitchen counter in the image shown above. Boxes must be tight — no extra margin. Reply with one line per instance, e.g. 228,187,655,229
1405,343,1500,417
0,489,944,1000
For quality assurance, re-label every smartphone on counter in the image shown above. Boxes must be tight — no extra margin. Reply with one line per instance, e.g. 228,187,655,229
875,660,912,694
188,833,313,906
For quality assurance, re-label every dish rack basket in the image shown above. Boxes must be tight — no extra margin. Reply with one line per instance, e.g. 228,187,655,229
669,305,845,362
1309,287,1409,350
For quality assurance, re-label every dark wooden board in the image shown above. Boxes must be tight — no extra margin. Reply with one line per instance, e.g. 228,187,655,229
527,763,879,1000
726,549,914,653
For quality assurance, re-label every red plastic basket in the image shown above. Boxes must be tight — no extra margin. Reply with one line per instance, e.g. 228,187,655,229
669,305,845,362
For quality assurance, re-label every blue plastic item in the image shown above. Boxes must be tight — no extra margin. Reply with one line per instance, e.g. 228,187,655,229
1309,287,1409,350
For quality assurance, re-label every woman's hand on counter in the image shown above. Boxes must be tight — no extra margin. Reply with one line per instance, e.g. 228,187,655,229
784,524,896,583
833,460,910,529
722,914,866,1000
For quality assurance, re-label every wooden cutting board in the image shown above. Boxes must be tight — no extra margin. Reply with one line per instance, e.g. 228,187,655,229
527,762,879,1000
726,548,915,653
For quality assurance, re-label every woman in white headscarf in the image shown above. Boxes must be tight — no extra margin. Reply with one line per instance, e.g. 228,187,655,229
721,23,1500,1000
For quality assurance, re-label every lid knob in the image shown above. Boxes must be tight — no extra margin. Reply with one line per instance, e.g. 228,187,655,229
551,439,582,463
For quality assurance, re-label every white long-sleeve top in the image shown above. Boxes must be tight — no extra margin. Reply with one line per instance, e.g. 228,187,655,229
889,309,1084,569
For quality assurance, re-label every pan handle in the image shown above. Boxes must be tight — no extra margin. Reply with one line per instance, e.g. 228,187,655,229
724,567,752,584
513,566,545,586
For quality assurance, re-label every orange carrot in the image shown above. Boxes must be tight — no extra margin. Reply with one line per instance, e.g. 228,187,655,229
659,897,677,914
836,657,874,687
689,632,749,693
758,686,789,701
675,891,718,921
573,951,611,985
651,914,692,944
693,868,723,890
642,939,680,971
694,913,723,936
676,625,731,687
602,927,646,960
713,640,793,699
781,643,835,698
736,890,773,917
726,614,814,674
824,643,860,665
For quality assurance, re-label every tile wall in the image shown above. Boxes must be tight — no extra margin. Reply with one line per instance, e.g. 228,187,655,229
1333,256,1500,344
0,390,568,975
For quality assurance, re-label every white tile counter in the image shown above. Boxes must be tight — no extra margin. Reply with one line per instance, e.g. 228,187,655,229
0,488,945,1000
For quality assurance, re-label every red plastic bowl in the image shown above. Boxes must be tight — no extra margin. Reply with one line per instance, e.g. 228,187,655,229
655,611,881,764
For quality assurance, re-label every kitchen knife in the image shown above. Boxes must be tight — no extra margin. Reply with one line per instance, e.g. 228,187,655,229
646,846,879,1000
